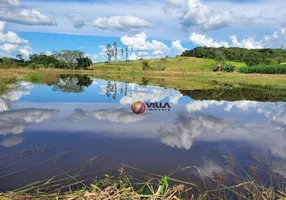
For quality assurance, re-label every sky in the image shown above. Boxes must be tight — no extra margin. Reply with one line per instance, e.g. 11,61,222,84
0,0,285,62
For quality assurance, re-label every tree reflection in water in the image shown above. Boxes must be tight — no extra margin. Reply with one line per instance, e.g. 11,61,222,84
52,74,93,93
104,81,130,100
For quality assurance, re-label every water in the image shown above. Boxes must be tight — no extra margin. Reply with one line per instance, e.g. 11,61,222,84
0,75,286,192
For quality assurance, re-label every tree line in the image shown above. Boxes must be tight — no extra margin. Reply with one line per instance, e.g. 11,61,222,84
181,47,286,66
0,50,92,70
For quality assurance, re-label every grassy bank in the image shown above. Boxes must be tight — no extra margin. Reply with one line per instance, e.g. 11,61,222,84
92,57,246,72
1,68,286,91
85,70,286,90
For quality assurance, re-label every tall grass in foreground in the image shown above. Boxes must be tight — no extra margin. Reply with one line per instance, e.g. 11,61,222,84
240,64,286,74
0,150,286,200
23,70,60,85
0,76,16,95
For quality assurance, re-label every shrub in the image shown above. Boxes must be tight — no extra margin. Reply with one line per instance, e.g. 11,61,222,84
240,64,286,74
212,65,219,72
76,57,92,69
142,61,151,70
212,62,223,72
212,62,235,72
222,64,235,72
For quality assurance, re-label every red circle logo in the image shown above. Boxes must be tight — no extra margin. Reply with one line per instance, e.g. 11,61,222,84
131,101,146,114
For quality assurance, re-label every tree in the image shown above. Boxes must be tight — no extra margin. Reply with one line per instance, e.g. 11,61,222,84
113,42,118,61
16,54,23,62
76,57,92,69
181,46,286,66
106,44,112,62
125,46,129,61
53,50,84,69
244,52,262,66
29,54,59,68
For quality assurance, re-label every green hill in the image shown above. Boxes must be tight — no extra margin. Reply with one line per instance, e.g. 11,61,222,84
92,57,246,72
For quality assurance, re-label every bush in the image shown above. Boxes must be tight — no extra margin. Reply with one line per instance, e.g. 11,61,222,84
142,61,151,70
240,64,286,74
222,64,235,72
76,57,92,69
212,62,235,72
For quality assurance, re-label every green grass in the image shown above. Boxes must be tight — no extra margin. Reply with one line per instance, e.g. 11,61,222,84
92,57,246,72
0,76,16,95
23,72,46,83
240,64,286,74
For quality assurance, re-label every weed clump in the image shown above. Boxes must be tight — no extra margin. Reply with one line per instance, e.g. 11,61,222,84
142,61,152,70
212,62,235,72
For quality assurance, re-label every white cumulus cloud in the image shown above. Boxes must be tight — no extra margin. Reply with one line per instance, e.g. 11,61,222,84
0,0,56,26
190,32,229,47
230,35,263,49
165,0,235,31
68,14,152,32
171,40,186,55
121,32,170,56
0,21,32,57
190,32,264,49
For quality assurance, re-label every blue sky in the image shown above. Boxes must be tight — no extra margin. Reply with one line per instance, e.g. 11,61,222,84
0,0,285,61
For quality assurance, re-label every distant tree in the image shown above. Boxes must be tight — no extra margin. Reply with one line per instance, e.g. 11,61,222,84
106,44,112,62
244,52,262,66
76,57,92,69
53,50,84,69
126,46,129,61
113,42,118,61
29,54,59,68
182,46,286,66
16,54,23,62
121,48,124,57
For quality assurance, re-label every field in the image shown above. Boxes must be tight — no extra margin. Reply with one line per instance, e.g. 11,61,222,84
92,57,246,72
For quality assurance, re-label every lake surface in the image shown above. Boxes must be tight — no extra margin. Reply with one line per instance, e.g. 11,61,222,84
0,75,286,192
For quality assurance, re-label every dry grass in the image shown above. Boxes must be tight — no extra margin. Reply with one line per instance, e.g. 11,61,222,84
1,158,286,200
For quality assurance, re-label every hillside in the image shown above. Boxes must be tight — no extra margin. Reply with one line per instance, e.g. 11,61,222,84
92,57,246,72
